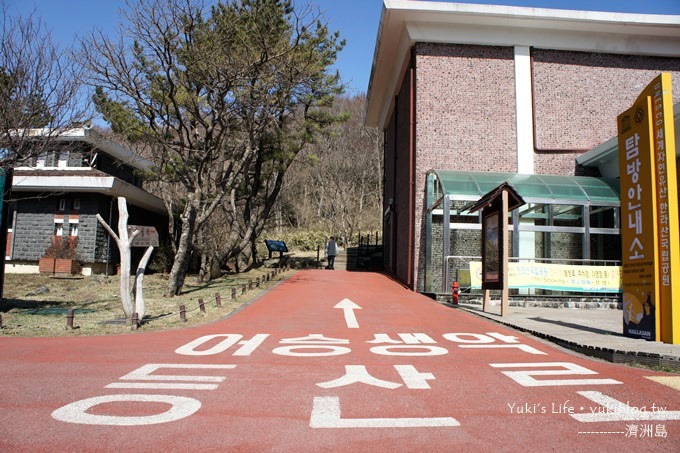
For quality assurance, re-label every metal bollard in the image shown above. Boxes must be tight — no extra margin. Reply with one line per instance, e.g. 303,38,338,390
66,309,75,330
198,298,206,314
179,305,187,322
215,293,222,307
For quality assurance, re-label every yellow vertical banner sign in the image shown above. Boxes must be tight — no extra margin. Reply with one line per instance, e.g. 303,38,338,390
618,94,658,341
618,73,680,344
651,74,680,344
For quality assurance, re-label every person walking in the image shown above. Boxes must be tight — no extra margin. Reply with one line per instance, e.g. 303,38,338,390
326,236,339,270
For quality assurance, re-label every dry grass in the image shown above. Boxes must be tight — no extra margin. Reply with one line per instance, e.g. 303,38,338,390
0,261,301,337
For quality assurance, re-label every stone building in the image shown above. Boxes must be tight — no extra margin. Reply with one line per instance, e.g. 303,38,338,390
365,1,680,294
5,127,166,275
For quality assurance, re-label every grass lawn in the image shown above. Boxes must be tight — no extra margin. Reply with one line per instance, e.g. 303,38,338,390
0,257,307,337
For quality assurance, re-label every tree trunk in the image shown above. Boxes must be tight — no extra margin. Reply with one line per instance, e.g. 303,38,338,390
209,254,221,280
198,252,209,283
117,199,133,317
133,246,154,320
96,197,137,320
166,199,197,296
197,251,220,283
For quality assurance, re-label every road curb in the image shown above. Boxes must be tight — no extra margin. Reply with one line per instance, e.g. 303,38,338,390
449,303,680,372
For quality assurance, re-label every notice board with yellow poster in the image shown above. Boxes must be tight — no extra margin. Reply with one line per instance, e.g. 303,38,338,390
617,73,680,343
469,261,621,293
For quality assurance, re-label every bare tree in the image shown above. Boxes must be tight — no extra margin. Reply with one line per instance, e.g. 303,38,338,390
81,0,344,295
281,95,383,241
0,6,89,167
96,197,154,322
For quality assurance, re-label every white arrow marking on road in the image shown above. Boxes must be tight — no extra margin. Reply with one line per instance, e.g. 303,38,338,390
334,298,362,328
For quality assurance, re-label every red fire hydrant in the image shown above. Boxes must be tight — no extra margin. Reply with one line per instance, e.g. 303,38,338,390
451,281,460,305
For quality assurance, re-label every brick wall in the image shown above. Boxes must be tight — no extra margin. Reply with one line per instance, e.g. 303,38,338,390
532,50,680,153
415,43,517,173
384,42,680,292
11,194,118,264
384,113,397,274
393,61,414,287
413,43,516,291
12,205,56,260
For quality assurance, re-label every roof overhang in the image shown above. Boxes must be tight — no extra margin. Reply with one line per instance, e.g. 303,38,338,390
467,181,525,213
366,0,680,128
11,173,167,215
577,103,680,178
17,127,155,173
427,170,620,207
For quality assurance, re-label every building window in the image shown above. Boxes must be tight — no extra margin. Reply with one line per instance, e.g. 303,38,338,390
38,151,58,167
58,199,66,211
54,221,64,236
69,223,79,237
73,199,80,210
58,152,69,168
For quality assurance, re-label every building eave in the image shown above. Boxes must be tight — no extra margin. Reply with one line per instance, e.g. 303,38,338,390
576,103,680,178
11,174,167,215
19,127,155,173
366,0,680,128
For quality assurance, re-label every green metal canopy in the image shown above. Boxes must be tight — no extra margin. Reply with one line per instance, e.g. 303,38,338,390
428,170,620,205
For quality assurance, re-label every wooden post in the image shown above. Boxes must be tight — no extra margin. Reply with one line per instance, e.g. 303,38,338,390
215,293,222,307
198,298,206,314
179,305,186,322
231,288,236,300
66,309,75,330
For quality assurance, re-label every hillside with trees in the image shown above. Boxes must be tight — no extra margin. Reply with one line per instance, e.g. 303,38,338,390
277,94,383,246
81,0,347,294
1,0,383,297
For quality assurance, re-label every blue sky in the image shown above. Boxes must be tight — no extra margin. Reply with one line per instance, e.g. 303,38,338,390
6,0,680,96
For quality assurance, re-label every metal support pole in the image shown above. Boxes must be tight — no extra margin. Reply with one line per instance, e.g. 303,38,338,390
442,195,451,294
501,190,510,317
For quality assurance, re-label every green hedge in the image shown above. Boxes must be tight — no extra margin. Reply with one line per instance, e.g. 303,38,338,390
263,230,330,251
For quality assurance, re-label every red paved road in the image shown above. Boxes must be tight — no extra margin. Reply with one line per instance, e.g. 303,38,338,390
1,270,679,451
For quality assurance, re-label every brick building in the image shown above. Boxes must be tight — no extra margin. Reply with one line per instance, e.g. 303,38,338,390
5,127,166,275
365,1,680,294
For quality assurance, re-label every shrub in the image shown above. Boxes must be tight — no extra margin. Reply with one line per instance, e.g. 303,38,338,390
43,236,79,259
